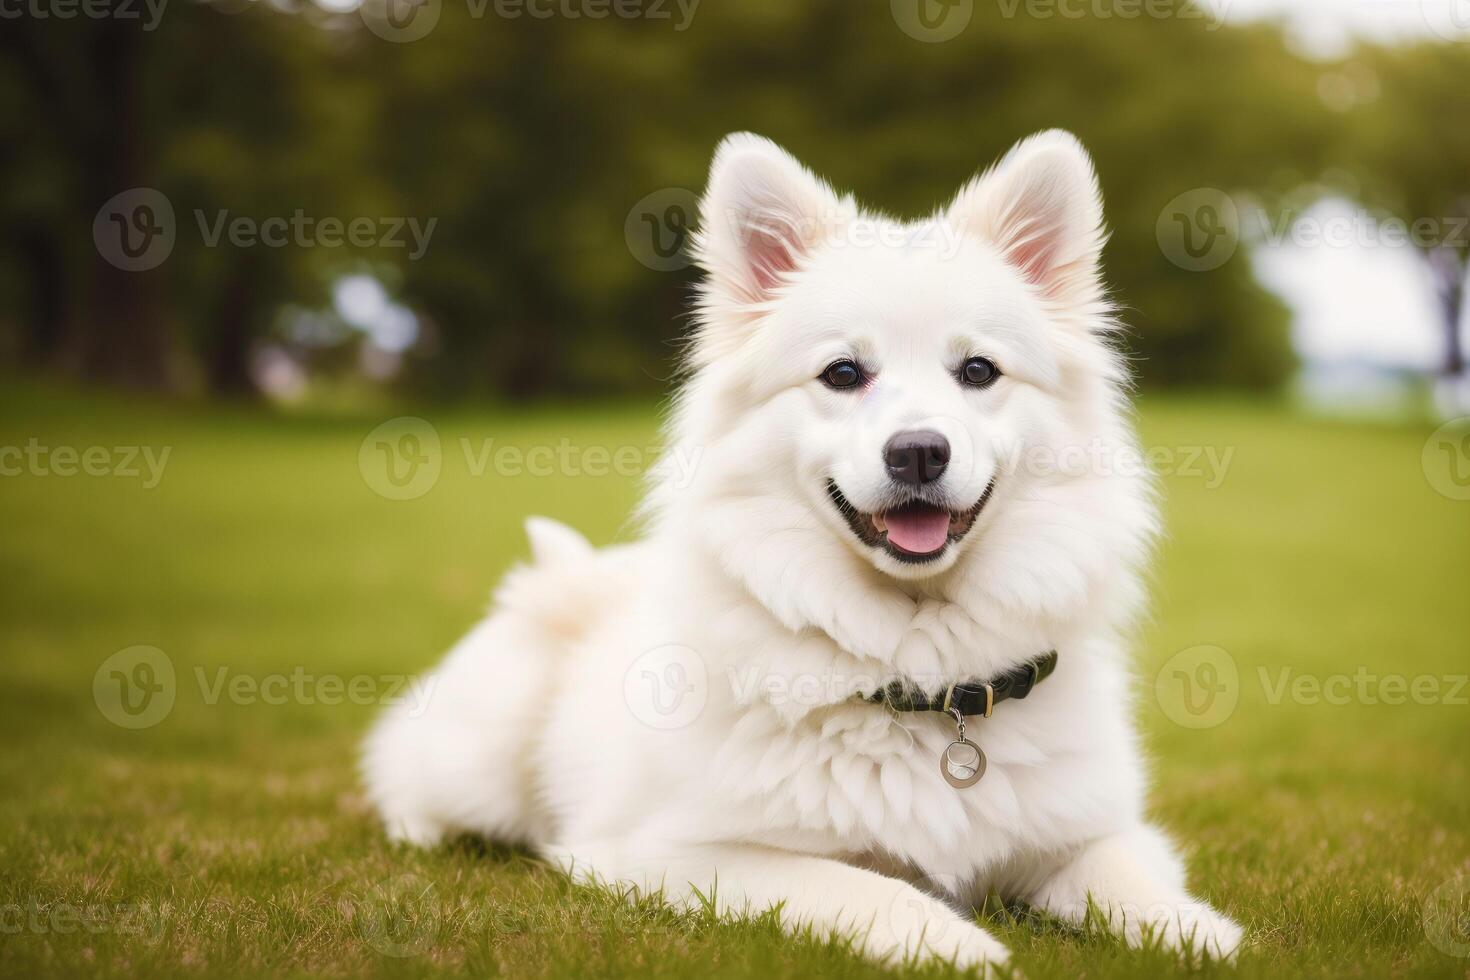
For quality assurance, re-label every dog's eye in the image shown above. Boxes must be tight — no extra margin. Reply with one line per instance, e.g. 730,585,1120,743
960,356,999,388
820,360,864,390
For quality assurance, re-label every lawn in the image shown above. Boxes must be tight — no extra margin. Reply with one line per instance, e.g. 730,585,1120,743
0,382,1466,979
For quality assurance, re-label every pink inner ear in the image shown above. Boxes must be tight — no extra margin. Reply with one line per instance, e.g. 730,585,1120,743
742,211,801,294
1013,237,1060,287
1003,215,1064,291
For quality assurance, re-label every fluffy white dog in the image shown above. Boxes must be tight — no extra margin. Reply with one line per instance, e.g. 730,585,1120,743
363,130,1243,972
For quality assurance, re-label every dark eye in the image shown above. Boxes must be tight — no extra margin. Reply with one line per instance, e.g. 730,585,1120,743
820,360,864,390
960,356,999,388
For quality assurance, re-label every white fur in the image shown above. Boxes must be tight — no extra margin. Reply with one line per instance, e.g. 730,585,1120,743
362,131,1243,972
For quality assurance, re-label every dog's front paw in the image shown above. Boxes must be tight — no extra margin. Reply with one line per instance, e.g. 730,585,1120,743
865,923,1011,976
1128,901,1243,961
1172,903,1244,961
937,924,1014,976
878,892,1012,975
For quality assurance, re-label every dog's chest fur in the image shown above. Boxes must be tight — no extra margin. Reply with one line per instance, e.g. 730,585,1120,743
640,549,1144,881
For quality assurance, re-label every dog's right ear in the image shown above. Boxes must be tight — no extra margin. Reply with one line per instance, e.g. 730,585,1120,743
692,133,849,311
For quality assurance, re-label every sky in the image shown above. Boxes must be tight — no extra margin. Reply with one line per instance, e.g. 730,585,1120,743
1213,0,1470,58
1249,199,1448,372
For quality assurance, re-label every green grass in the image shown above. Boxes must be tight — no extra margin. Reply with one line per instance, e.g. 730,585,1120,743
0,382,1467,979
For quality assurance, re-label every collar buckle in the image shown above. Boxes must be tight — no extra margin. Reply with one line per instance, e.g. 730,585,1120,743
944,681,994,718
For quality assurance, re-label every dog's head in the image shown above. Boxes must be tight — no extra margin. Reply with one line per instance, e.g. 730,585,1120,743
663,131,1144,607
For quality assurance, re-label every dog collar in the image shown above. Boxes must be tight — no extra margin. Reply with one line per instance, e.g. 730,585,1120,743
862,650,1059,790
862,650,1058,718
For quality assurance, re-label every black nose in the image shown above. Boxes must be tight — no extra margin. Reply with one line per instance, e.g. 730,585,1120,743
884,429,950,485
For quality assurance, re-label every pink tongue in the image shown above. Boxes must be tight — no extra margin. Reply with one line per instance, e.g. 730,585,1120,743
883,506,951,554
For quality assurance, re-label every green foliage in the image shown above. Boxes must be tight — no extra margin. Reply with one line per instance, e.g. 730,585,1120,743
368,2,1322,395
3,2,1467,395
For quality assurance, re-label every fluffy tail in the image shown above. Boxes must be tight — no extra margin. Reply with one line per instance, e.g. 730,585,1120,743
524,516,593,566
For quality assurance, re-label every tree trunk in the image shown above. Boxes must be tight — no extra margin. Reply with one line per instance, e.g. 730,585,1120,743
64,15,182,391
15,226,69,366
205,256,264,397
1429,246,1466,378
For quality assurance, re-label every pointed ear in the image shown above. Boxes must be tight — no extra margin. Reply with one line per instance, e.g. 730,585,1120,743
693,133,849,308
947,130,1106,306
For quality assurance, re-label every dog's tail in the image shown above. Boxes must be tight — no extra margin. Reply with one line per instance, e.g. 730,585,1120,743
502,516,609,649
524,515,594,566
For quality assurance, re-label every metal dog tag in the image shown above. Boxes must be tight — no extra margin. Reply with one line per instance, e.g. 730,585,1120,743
942,737,986,788
941,709,985,788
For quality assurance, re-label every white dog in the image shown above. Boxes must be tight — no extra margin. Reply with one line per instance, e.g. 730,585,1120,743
363,130,1243,972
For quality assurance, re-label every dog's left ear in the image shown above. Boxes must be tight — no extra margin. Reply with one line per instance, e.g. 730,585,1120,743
947,130,1106,306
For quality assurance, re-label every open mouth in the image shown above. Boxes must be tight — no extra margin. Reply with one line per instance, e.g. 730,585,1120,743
825,479,994,563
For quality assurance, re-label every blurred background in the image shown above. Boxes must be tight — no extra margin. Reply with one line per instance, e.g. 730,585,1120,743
2,0,1468,413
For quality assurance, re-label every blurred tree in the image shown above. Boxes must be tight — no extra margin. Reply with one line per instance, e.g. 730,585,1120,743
0,0,369,395
0,10,174,387
161,0,376,395
359,0,1329,397
4,0,1462,399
